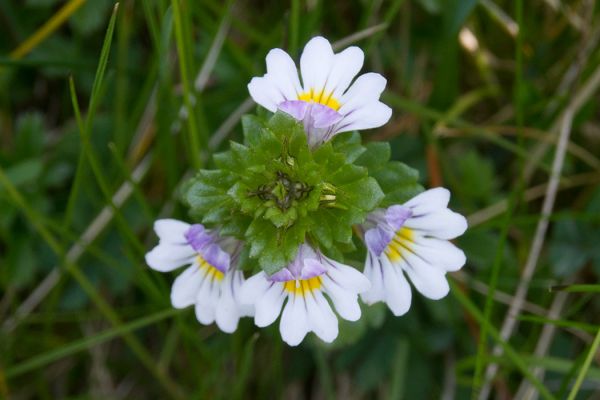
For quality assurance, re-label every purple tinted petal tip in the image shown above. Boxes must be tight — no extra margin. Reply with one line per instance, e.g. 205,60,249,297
267,244,327,282
309,103,343,129
184,224,214,252
279,100,309,121
300,259,327,279
202,243,230,273
365,226,393,257
385,205,413,231
268,268,295,282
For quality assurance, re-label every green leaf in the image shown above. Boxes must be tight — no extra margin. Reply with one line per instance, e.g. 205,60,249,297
183,111,394,275
332,131,366,163
241,114,264,148
340,177,385,212
355,141,390,170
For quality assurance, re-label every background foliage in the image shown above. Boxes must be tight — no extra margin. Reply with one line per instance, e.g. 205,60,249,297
1,0,600,398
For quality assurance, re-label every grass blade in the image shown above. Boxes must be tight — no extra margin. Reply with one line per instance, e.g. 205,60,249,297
450,281,556,400
567,327,600,400
6,308,180,378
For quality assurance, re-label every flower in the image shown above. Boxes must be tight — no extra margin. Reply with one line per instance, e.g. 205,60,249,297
145,219,252,333
247,36,392,147
361,188,468,316
239,244,370,346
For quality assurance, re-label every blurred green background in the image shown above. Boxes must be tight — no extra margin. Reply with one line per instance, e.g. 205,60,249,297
1,0,600,398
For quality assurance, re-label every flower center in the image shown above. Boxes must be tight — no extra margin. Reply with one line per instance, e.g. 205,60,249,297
249,171,312,211
385,227,414,262
197,255,224,281
283,276,322,296
298,89,341,111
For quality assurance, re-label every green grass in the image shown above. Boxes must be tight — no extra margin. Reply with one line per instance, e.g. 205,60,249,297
1,0,600,398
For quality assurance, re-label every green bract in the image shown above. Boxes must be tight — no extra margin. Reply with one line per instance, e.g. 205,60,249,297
183,111,422,275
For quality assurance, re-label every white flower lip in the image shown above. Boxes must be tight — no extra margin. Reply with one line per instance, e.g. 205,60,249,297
145,219,253,333
239,244,370,346
247,36,392,146
361,188,468,316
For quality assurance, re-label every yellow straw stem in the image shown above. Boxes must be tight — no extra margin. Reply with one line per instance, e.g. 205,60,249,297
9,0,86,60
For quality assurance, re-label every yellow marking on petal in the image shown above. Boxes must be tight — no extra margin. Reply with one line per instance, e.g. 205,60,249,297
197,256,224,281
298,88,341,111
385,227,414,262
284,276,322,296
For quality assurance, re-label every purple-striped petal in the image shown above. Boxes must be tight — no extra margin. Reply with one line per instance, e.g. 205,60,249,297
301,258,328,279
268,268,295,282
309,103,343,128
279,100,309,120
385,205,413,231
184,224,214,252
365,226,393,257
202,243,230,273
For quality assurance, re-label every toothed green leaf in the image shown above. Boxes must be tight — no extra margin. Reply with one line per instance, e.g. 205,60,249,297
183,111,400,274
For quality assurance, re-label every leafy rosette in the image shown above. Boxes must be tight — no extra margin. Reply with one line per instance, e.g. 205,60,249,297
183,111,421,276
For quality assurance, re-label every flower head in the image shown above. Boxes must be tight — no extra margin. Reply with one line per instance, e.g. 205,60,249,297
248,36,392,147
361,188,468,316
145,219,252,333
239,244,370,346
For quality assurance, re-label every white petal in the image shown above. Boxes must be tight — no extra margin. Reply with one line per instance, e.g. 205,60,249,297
397,251,450,300
325,259,371,293
300,36,334,93
255,283,286,327
170,264,204,308
194,273,221,325
238,272,271,305
306,291,338,343
232,271,254,317
404,187,450,214
145,243,195,272
215,299,240,333
338,73,387,114
360,252,385,305
215,271,242,333
321,275,362,321
265,48,302,100
279,293,309,346
154,219,190,243
404,209,467,240
381,255,412,316
248,76,285,112
195,302,216,325
335,101,392,133
324,46,364,98
411,237,466,272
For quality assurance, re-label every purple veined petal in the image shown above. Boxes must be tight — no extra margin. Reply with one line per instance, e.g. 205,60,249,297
184,224,214,252
202,243,230,273
364,209,386,228
309,103,343,129
300,258,327,280
364,226,393,257
385,205,413,231
268,268,295,282
285,244,314,277
278,101,343,148
301,104,340,148
279,100,310,121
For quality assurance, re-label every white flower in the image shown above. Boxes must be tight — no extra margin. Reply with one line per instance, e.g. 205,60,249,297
361,188,468,316
145,219,252,333
239,244,370,346
248,36,392,147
